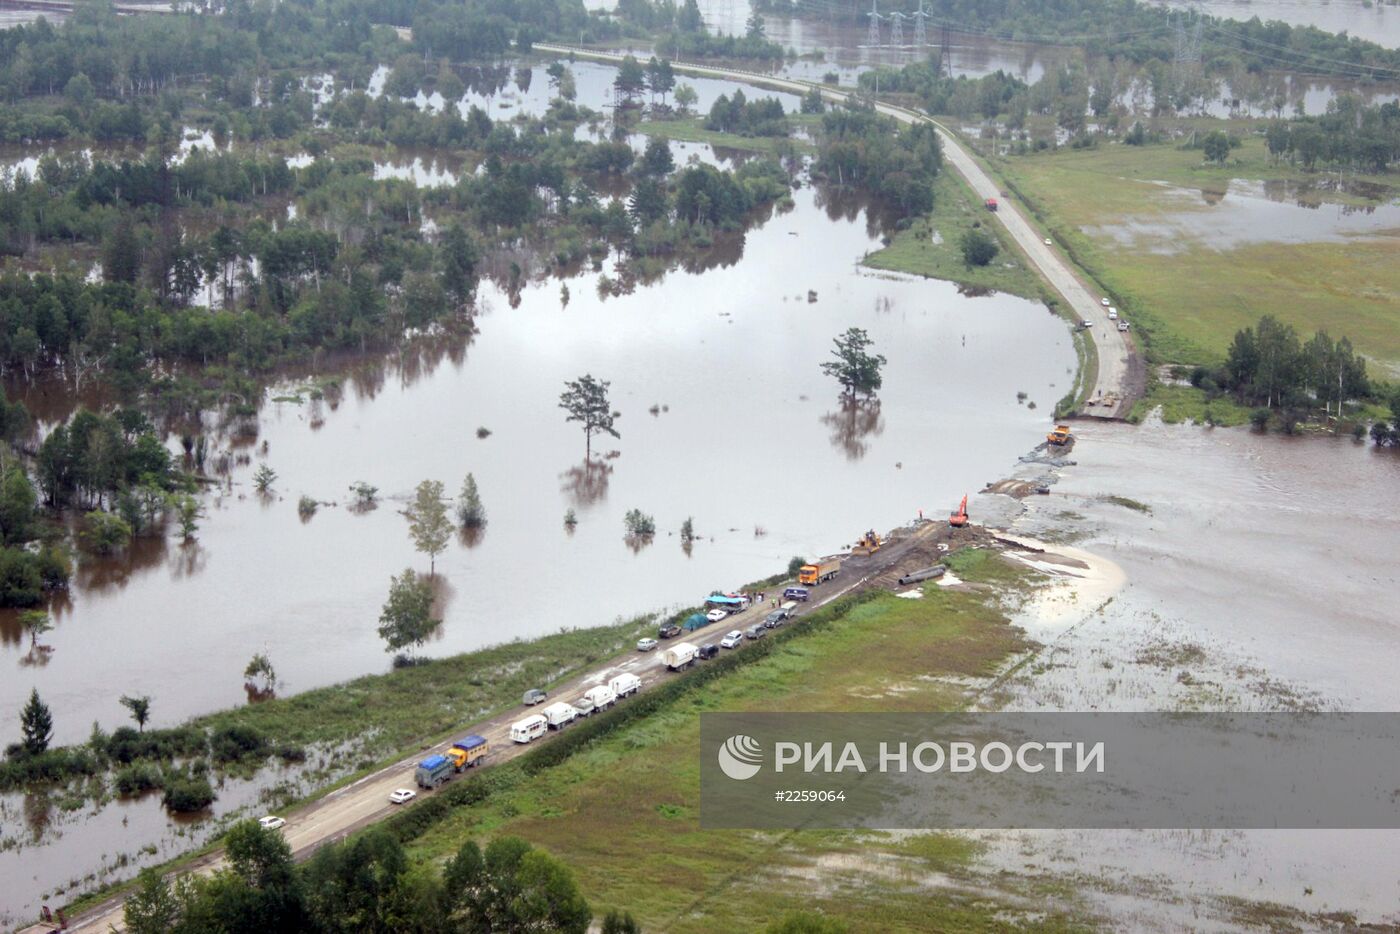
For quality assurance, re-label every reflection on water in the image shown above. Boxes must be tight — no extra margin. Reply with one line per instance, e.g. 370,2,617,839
820,396,885,461
559,459,614,508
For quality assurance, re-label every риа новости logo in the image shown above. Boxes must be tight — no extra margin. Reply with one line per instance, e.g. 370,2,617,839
717,734,763,780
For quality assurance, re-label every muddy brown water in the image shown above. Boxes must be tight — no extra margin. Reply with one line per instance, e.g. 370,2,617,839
983,418,1400,926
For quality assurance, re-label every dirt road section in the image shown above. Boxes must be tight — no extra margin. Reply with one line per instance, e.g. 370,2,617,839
532,43,1140,419
41,518,983,933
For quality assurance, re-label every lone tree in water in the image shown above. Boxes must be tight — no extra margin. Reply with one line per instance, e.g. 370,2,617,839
559,375,620,460
821,327,887,400
457,473,486,528
244,652,277,693
378,569,441,660
405,480,452,574
20,688,53,754
19,609,51,649
120,694,152,732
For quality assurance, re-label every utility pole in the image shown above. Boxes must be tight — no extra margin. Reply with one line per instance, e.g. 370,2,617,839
912,0,928,48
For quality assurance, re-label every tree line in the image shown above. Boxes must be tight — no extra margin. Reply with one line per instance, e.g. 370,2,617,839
1264,98,1400,173
813,102,943,218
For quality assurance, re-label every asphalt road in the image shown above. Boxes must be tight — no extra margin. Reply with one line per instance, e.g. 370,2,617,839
535,44,1138,418
48,526,937,934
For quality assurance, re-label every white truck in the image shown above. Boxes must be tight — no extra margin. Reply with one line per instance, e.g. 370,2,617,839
541,701,580,730
511,714,547,744
581,685,617,712
662,642,699,671
609,673,641,698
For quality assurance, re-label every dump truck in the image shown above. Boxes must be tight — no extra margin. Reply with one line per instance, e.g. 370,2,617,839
949,495,969,528
1047,424,1072,446
663,642,699,671
850,530,882,556
799,557,842,586
442,735,488,771
415,754,453,789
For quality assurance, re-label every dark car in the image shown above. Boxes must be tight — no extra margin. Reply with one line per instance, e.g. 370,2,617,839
658,623,682,639
783,587,810,602
697,643,719,660
763,610,789,629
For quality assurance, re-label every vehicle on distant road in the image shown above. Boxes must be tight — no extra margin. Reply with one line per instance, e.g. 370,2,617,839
705,608,729,623
720,630,744,648
581,685,617,711
389,788,416,805
1079,319,1093,329
1118,321,1130,331
698,643,719,660
1108,308,1118,320
1044,237,1052,245
415,754,454,789
542,701,580,730
258,816,286,831
798,557,841,586
663,642,700,670
1101,297,1110,306
522,688,547,706
745,624,766,640
783,587,810,602
637,637,658,652
443,735,488,771
764,609,789,629
658,622,682,639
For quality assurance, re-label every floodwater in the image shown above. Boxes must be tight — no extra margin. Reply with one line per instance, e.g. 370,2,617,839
1087,177,1400,253
1152,0,1400,49
979,418,1400,926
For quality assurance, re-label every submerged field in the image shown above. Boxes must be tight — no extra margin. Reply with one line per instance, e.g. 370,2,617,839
402,561,1100,931
995,136,1400,374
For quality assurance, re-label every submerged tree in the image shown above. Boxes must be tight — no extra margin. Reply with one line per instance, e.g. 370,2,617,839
456,473,486,528
820,327,887,400
559,375,620,460
253,464,277,493
20,687,53,754
378,568,441,659
120,694,152,733
405,480,452,574
19,609,52,649
244,652,277,693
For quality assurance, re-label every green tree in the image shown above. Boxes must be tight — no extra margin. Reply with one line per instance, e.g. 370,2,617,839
623,509,655,536
103,218,142,284
959,227,999,266
745,11,766,39
174,494,203,540
444,837,590,933
120,694,152,732
19,608,51,648
0,464,38,545
1202,130,1231,164
440,223,479,310
677,0,704,33
560,374,620,460
377,568,440,658
614,56,647,105
602,909,641,934
253,464,277,493
456,473,486,528
244,652,277,692
81,510,133,555
20,687,53,755
674,83,698,114
123,869,186,934
405,479,452,573
820,327,887,400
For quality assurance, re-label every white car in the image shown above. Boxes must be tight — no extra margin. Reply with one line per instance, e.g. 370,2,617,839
1043,237,1052,245
1108,308,1118,320
705,608,729,623
1117,321,1131,332
1101,297,1110,306
720,630,744,649
258,816,286,831
637,637,658,652
389,788,416,805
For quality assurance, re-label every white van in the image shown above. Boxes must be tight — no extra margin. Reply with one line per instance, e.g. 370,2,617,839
541,701,580,730
511,714,547,744
581,685,617,711
779,601,798,614
609,673,641,698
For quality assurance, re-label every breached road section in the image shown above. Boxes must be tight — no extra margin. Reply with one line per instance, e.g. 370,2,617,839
532,42,1141,419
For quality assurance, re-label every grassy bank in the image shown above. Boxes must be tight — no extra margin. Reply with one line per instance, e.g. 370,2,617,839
636,114,822,155
863,168,1044,302
995,138,1400,372
402,569,1094,930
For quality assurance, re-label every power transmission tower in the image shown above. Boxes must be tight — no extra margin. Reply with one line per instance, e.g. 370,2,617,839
888,10,905,48
867,0,883,48
912,0,928,47
939,23,952,75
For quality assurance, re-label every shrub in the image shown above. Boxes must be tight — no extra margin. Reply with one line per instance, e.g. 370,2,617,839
114,762,164,796
210,723,270,762
0,747,100,791
623,509,655,536
163,775,216,812
1249,408,1271,430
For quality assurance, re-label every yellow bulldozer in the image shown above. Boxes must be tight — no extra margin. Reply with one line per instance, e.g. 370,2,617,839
850,529,882,557
1046,424,1072,446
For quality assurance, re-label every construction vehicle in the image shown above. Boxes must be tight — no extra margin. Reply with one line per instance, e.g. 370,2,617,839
798,557,842,586
949,495,969,528
1047,424,1072,446
850,530,882,556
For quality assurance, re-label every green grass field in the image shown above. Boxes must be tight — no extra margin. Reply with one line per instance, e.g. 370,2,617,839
863,169,1045,302
996,137,1400,374
407,575,1098,931
637,114,822,155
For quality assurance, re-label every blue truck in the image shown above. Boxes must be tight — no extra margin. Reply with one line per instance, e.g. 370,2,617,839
415,754,453,789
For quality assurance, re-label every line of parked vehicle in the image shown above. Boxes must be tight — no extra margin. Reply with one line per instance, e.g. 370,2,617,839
393,558,847,801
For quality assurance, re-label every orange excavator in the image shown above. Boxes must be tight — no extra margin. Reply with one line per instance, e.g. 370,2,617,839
949,495,969,528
